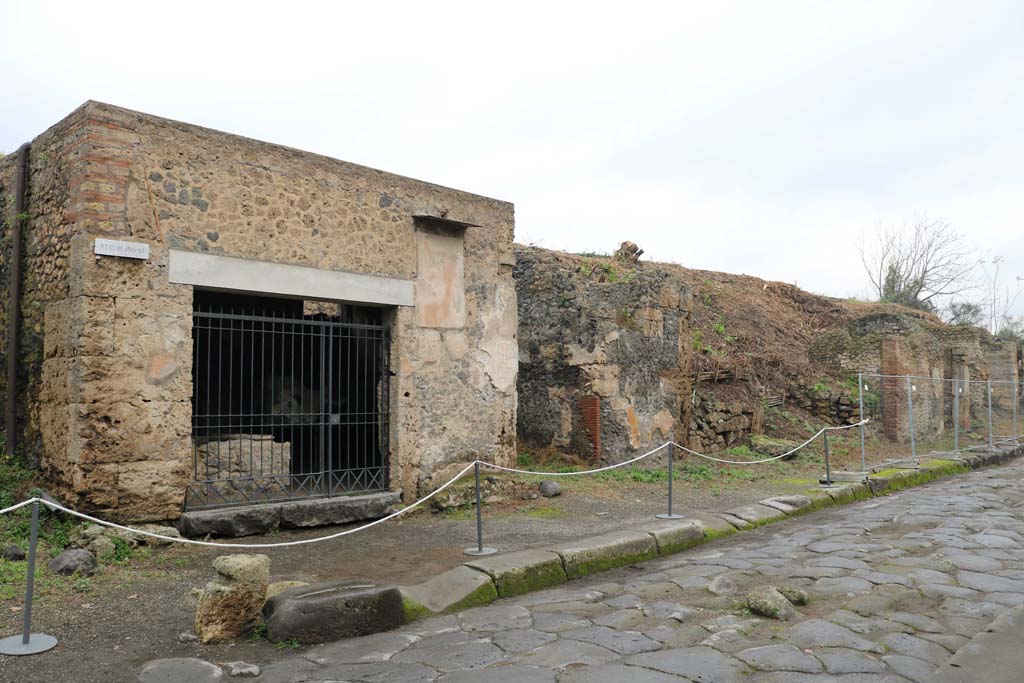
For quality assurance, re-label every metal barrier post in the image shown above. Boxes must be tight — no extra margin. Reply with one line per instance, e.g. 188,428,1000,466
0,500,58,655
953,378,960,453
906,376,917,464
988,379,994,446
657,442,684,520
858,372,866,472
463,462,497,556
823,430,832,486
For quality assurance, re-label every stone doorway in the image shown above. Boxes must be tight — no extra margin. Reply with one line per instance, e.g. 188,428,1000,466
186,289,391,510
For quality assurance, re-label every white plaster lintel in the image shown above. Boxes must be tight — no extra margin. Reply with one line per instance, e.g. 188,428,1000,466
168,250,414,306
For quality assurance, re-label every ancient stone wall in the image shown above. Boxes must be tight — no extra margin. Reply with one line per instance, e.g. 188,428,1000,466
0,108,86,468
810,311,1021,442
3,101,517,521
515,246,691,461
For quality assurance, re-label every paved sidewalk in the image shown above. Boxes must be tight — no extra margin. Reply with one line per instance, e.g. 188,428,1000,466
149,461,1024,681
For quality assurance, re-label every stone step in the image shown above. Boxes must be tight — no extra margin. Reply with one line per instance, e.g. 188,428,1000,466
178,491,401,537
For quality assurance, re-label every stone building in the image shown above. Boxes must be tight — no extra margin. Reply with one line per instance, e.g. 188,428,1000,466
0,101,517,526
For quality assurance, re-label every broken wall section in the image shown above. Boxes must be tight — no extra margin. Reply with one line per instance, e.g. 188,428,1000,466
515,246,692,462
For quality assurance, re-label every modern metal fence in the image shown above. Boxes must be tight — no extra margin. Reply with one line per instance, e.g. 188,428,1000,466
187,295,391,510
854,372,1020,473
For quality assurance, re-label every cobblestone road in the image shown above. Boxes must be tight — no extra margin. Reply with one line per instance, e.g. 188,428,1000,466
203,462,1024,681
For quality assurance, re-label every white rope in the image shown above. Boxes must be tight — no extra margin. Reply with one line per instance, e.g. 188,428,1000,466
481,442,670,476
33,462,477,549
0,497,39,516
671,419,869,465
6,416,1016,551
862,373,1018,386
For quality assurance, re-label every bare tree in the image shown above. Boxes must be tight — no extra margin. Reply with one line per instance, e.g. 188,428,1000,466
979,256,1024,334
859,214,980,312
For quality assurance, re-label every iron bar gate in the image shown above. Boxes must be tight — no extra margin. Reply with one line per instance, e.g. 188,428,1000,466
186,294,390,510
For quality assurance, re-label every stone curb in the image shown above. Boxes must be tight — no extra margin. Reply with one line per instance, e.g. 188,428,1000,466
391,445,1022,635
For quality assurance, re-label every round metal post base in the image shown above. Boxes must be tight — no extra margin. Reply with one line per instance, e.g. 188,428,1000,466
656,513,686,520
0,633,57,656
463,547,498,556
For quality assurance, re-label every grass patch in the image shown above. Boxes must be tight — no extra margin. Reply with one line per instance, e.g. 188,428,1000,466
0,453,80,557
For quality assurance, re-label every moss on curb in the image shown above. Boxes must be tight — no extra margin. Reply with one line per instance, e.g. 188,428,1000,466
565,548,658,580
702,526,737,542
494,561,567,597
657,534,707,555
444,579,499,613
402,596,433,623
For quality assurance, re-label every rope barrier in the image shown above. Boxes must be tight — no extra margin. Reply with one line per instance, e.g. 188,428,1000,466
0,497,39,516
29,463,477,550
670,419,869,465
862,373,1019,385
0,415,1017,551
481,442,669,476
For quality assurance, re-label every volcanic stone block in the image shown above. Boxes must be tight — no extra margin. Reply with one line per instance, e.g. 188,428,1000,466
399,566,498,619
279,492,400,528
263,582,404,644
636,519,705,555
549,530,657,579
179,503,281,537
464,549,567,597
688,513,738,540
722,503,787,526
759,495,813,514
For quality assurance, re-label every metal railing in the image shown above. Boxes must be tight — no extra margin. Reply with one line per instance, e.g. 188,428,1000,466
188,294,391,510
854,372,1021,474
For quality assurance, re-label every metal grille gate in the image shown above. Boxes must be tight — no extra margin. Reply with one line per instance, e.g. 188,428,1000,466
186,293,390,511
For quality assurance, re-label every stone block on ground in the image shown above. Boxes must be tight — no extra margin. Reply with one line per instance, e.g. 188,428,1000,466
400,565,498,619
278,492,400,528
710,512,750,530
178,493,400,537
549,530,657,579
262,582,403,644
776,585,810,606
721,503,787,526
635,519,705,555
464,549,567,597
759,495,813,514
48,548,98,576
688,513,738,539
195,554,270,643
747,586,800,620
538,480,562,497
1,544,25,561
179,505,281,538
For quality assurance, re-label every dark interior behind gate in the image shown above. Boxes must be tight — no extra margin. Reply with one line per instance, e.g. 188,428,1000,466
187,290,390,510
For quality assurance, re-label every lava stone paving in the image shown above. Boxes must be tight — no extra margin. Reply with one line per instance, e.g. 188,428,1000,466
142,462,1024,682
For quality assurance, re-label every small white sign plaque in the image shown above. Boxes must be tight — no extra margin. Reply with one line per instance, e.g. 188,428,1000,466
94,238,150,260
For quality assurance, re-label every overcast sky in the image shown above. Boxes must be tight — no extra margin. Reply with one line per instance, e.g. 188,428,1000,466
2,1,1022,316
